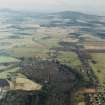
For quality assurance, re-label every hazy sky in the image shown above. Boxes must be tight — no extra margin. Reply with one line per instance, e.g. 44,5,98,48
0,0,105,15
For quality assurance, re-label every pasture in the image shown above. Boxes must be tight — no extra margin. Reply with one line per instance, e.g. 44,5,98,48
90,53,105,86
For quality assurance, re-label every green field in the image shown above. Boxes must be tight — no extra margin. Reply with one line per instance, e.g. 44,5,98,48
0,67,19,79
58,51,82,69
0,56,19,63
90,53,105,86
0,56,20,79
0,27,79,58
6,34,60,58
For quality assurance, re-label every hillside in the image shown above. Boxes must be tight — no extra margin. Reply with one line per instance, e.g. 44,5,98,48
0,10,105,105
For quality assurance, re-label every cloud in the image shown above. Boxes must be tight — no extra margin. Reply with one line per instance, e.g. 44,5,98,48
0,0,104,9
0,0,104,15
0,0,61,6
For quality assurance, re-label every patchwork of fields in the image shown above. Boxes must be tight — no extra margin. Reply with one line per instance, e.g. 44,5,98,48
0,12,105,84
0,10,105,105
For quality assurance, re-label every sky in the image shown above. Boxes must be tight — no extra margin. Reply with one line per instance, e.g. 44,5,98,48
0,0,105,15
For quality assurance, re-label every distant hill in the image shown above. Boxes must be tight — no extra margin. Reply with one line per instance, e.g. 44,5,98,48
0,9,101,18
41,11,101,20
0,9,104,27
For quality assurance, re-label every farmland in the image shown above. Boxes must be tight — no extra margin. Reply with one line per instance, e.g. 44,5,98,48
0,56,19,79
0,10,105,105
90,53,105,87
57,51,82,69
